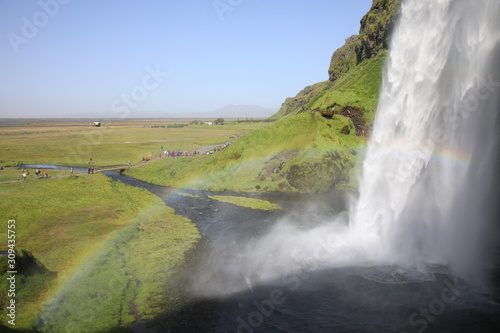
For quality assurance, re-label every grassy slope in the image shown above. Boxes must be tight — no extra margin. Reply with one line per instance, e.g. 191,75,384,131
129,111,364,193
0,174,200,331
307,50,388,127
270,81,329,120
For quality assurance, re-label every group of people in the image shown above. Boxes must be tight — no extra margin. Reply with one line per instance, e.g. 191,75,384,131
22,168,48,180
161,142,233,158
164,150,190,157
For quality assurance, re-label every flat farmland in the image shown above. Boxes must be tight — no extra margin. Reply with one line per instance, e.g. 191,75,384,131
0,118,272,168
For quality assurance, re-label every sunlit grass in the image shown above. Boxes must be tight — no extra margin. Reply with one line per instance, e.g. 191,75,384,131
0,121,272,168
0,174,200,331
209,195,280,211
308,51,388,127
0,166,85,182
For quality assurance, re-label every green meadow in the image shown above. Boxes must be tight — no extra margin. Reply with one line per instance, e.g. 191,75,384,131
0,167,74,183
0,174,200,331
0,120,272,169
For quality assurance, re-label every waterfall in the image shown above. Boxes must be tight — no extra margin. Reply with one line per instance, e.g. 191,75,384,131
350,0,500,284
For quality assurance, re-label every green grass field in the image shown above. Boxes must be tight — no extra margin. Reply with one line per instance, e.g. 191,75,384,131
0,167,76,182
0,172,200,331
0,120,272,170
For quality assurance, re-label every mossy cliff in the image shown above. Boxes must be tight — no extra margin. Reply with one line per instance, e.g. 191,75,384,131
355,0,402,63
272,0,402,121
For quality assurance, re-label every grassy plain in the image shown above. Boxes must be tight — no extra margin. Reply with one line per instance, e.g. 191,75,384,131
0,167,74,182
0,119,272,169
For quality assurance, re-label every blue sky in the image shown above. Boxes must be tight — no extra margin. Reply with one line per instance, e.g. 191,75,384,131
0,0,372,117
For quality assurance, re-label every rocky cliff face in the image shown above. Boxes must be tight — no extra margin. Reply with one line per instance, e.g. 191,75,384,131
275,0,402,118
328,35,359,82
355,0,402,63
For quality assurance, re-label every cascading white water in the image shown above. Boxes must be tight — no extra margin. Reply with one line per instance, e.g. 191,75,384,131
350,0,500,284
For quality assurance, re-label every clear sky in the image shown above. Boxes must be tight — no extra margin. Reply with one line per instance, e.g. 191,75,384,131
0,0,373,118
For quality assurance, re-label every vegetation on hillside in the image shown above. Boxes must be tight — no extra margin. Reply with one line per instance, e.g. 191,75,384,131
273,0,401,120
328,35,359,82
129,111,364,193
271,81,330,120
356,0,402,63
307,51,389,127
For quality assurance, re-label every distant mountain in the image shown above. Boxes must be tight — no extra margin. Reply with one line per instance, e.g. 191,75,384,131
66,104,276,119
177,105,277,119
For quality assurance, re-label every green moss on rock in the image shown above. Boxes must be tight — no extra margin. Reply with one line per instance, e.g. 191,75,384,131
273,0,401,120
355,0,402,63
328,35,359,82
